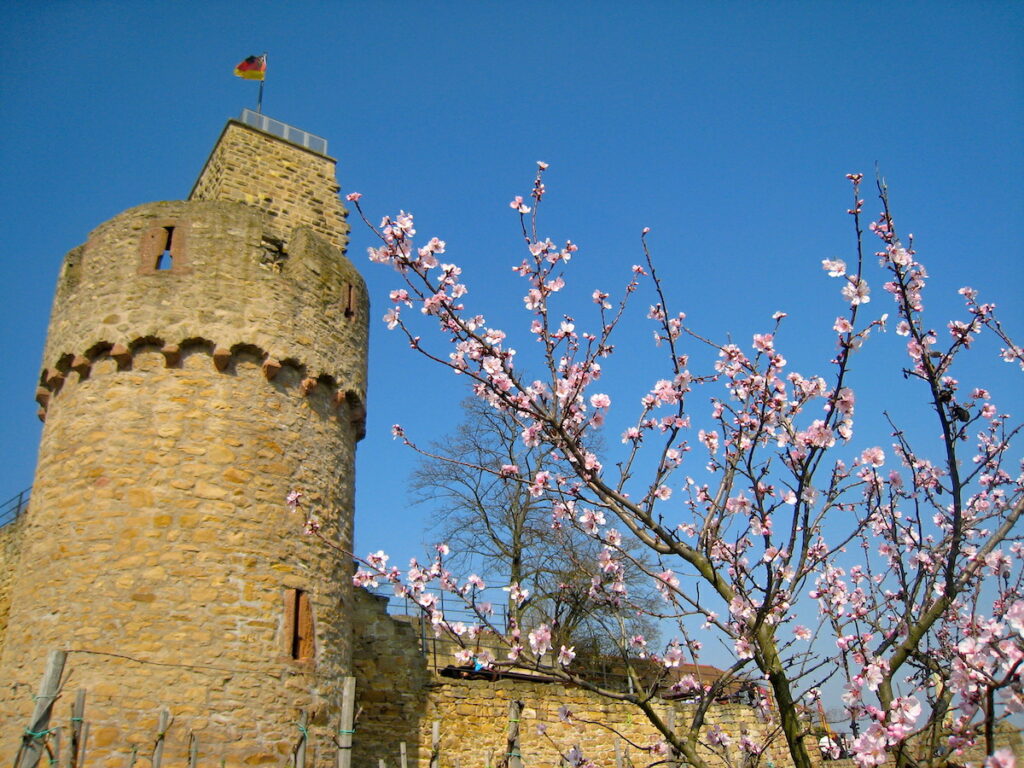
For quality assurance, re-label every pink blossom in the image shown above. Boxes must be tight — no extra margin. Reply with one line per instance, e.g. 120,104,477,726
861,658,887,692
528,470,550,497
986,749,1016,768
707,725,732,747
753,333,774,353
466,574,485,590
1006,600,1024,636
725,494,752,515
557,645,576,666
663,644,685,667
366,550,388,569
578,508,606,534
851,724,888,768
799,420,836,448
822,259,847,277
590,393,611,408
345,191,362,202
735,636,754,659
529,624,552,655
509,195,530,214
504,582,530,606
859,447,885,467
842,277,871,305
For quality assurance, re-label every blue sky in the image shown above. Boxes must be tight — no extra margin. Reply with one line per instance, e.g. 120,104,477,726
1,0,1022,589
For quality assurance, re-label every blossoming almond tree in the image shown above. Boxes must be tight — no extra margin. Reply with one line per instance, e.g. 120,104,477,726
296,172,1022,768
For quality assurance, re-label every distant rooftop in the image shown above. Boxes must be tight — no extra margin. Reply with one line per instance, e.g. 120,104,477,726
238,109,328,156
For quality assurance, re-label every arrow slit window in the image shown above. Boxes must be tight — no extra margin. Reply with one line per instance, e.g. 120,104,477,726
138,222,188,275
284,588,314,661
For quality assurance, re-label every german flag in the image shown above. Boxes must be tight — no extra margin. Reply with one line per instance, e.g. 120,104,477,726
234,55,266,81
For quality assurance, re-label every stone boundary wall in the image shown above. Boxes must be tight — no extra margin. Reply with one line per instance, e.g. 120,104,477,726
419,677,790,768
351,589,791,768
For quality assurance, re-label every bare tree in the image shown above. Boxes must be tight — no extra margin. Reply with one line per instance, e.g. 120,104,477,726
410,396,656,655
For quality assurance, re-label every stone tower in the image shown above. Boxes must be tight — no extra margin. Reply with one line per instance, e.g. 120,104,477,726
0,113,368,766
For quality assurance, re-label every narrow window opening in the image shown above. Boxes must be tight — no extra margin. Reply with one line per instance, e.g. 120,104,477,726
344,284,356,319
156,227,174,271
285,588,315,660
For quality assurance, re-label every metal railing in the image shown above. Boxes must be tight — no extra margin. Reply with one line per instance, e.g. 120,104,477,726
0,487,30,528
370,585,510,629
239,109,329,156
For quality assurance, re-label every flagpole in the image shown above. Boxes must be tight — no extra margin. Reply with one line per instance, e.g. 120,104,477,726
257,52,267,114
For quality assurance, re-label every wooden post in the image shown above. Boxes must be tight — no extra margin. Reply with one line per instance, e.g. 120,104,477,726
188,732,198,768
152,709,171,768
337,676,356,768
615,738,623,768
377,760,385,768
505,700,522,768
77,723,89,768
17,649,67,768
399,742,407,768
294,711,308,768
68,690,85,768
666,708,679,767
127,745,139,768
51,728,61,768
429,721,440,768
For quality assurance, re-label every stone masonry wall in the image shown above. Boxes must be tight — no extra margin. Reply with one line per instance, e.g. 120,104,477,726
0,515,24,650
189,120,350,252
419,679,789,768
351,593,791,768
0,120,366,768
0,348,359,767
41,201,368,405
351,590,431,768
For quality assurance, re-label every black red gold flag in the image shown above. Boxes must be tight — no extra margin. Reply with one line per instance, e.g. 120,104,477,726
234,55,266,81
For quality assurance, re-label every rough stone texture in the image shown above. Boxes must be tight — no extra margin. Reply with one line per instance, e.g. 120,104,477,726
189,120,349,252
0,119,366,768
350,592,794,768
351,590,430,767
349,599,1024,768
0,515,25,648
40,200,367,406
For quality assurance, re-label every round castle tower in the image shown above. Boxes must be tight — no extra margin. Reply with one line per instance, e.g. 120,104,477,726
0,117,368,765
